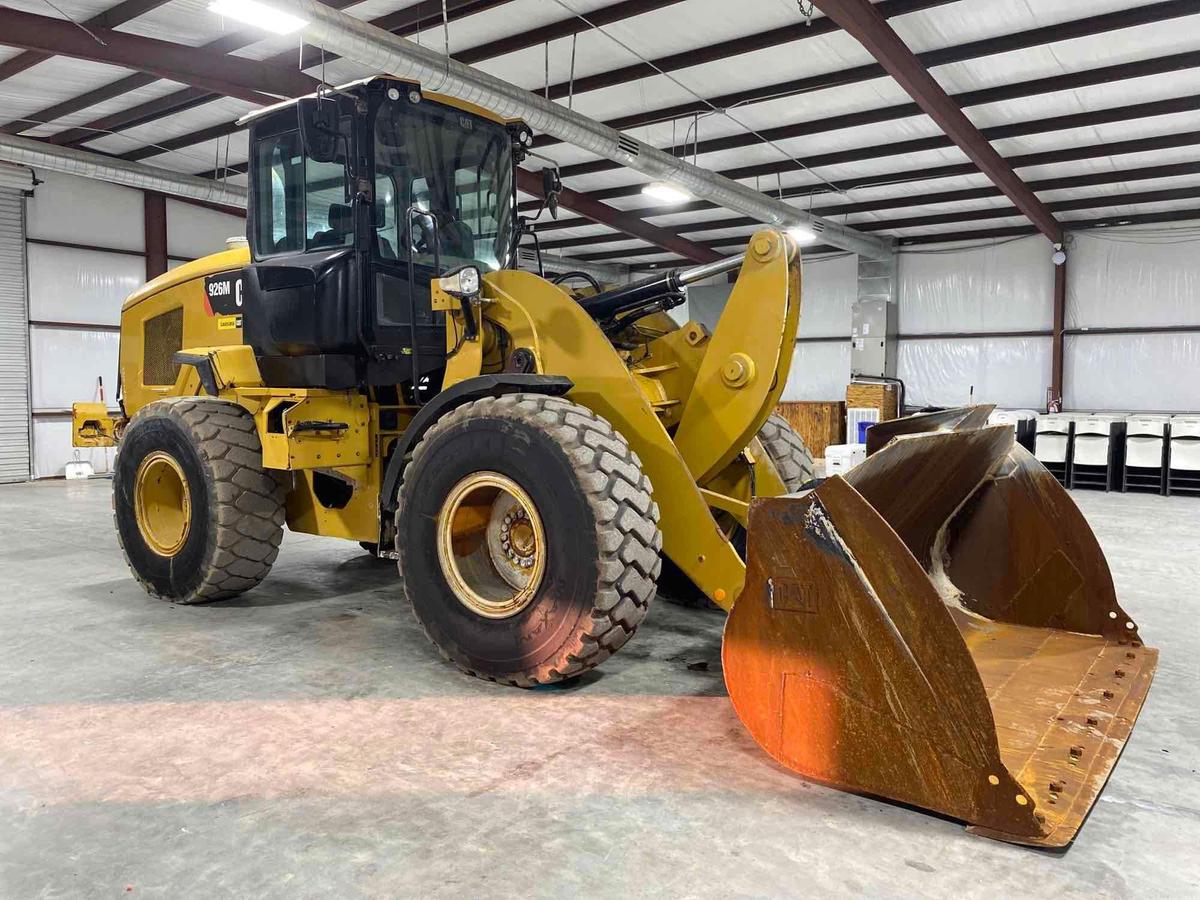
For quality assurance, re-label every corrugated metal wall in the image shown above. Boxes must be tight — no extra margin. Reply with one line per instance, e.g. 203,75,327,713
0,182,30,482
24,172,245,478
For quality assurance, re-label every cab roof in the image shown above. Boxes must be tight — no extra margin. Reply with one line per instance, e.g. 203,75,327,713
237,75,523,129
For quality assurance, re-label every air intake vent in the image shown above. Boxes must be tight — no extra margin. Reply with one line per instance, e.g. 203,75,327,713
810,219,826,233
617,134,640,157
143,307,183,386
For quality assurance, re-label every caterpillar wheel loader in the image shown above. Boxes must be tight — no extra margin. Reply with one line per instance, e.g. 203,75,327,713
73,76,1157,847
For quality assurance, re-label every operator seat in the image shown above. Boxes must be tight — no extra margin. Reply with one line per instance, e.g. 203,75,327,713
308,203,353,250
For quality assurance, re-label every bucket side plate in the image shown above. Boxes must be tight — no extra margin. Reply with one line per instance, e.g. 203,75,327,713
723,477,1044,839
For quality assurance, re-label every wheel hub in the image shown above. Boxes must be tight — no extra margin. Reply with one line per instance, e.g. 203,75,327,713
436,472,546,619
134,450,191,556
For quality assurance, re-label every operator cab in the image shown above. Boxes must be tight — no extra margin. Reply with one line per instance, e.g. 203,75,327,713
239,77,531,397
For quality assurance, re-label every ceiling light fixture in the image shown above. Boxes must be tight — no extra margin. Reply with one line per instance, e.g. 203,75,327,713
208,0,310,35
641,181,690,205
787,225,817,244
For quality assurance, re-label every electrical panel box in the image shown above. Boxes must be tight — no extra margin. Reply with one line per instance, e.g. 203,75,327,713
850,298,898,379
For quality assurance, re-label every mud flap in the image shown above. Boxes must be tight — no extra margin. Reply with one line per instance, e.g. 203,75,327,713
723,425,1158,847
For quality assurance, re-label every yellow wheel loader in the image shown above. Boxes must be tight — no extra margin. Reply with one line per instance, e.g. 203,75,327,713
74,77,1157,847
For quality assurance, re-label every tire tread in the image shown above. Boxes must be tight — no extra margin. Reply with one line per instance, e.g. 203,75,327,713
115,397,285,604
396,393,661,686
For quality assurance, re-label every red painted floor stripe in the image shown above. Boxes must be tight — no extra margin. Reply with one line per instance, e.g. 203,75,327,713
0,696,790,806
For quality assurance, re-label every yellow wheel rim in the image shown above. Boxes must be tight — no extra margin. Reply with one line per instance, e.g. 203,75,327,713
436,471,546,619
134,450,192,556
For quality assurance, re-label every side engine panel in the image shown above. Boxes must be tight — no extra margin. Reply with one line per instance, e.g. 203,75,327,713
119,247,251,416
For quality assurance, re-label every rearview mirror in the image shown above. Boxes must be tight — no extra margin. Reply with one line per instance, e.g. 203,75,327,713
541,167,562,220
298,96,340,163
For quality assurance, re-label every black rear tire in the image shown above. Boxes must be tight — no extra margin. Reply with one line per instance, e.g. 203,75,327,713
113,397,285,604
395,393,661,686
756,413,816,492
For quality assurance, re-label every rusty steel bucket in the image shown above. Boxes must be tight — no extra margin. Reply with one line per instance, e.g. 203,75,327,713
723,408,1158,846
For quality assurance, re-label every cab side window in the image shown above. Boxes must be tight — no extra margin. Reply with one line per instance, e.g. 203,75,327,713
254,131,304,255
305,158,354,251
252,126,353,257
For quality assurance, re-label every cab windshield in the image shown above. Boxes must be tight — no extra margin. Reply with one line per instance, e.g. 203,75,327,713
373,99,515,272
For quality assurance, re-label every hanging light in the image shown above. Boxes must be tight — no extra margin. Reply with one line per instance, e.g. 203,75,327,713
641,181,691,204
787,225,817,244
208,0,309,35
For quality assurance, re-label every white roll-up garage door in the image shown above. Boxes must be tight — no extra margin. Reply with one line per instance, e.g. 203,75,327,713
0,164,33,482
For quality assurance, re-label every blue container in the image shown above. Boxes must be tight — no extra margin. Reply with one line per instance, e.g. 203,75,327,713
857,420,873,444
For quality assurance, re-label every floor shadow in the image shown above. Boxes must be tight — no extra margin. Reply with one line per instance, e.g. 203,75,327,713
218,557,401,608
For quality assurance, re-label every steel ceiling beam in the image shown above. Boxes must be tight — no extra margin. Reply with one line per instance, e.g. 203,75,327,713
514,169,720,264
51,0,678,152
0,0,172,86
0,27,267,138
551,49,1200,183
535,125,1200,232
630,206,1200,260
84,0,904,160
0,8,316,105
573,186,1200,261
862,186,1200,232
2,0,506,140
811,0,1061,241
533,0,1200,147
898,206,1200,245
548,93,1200,209
537,0,956,101
154,0,1197,167
539,161,1200,251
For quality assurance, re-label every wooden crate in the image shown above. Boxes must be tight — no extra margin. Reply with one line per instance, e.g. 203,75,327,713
775,401,845,458
845,381,899,422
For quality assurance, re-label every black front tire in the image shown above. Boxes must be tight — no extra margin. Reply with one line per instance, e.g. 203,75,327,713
395,393,662,686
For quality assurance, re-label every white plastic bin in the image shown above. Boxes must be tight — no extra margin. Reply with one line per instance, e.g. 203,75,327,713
825,443,866,476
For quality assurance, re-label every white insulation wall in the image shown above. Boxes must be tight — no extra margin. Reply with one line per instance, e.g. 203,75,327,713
1065,228,1200,412
25,172,243,478
784,253,856,402
784,229,1200,414
896,237,1053,409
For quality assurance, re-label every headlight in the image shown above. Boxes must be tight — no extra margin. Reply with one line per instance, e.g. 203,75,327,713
438,266,481,298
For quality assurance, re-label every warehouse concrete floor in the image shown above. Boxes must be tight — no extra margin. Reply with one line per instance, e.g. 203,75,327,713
1,479,1197,898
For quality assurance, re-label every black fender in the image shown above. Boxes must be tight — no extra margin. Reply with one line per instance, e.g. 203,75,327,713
379,373,573,513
